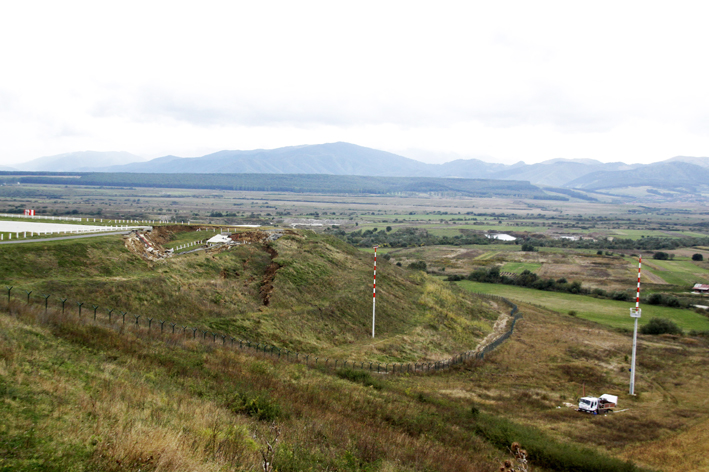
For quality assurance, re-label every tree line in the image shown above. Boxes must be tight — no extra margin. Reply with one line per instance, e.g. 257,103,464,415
447,266,694,309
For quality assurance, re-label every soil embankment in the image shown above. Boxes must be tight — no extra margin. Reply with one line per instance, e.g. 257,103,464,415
260,244,280,306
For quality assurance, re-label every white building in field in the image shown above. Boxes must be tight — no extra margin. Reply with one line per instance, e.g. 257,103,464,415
486,233,516,241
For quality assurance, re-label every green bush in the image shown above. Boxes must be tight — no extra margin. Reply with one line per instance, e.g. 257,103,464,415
336,368,382,389
692,253,704,261
640,317,682,335
407,261,427,271
228,392,283,421
653,252,669,260
646,293,682,308
473,413,639,471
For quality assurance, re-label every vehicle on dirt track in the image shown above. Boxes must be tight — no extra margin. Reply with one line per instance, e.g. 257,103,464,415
578,394,617,414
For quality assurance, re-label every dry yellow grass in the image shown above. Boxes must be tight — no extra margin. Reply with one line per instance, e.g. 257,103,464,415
0,316,261,471
390,301,709,468
0,307,506,471
619,418,709,471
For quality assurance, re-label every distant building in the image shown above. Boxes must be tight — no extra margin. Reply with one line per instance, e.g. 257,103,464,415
692,283,709,293
486,233,516,241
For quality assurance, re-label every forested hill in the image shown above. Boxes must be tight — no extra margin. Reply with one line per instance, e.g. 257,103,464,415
98,142,433,176
11,142,709,193
16,172,546,197
565,161,709,191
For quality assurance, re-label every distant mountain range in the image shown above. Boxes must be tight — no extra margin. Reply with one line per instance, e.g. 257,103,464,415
8,144,709,193
14,151,146,172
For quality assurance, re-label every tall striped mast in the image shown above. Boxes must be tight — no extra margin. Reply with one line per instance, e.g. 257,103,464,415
629,256,642,395
372,246,378,338
635,256,642,310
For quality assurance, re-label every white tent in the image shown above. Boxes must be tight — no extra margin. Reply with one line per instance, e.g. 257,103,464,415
207,234,231,244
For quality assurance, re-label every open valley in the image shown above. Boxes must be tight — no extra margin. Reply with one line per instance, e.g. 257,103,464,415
0,183,708,471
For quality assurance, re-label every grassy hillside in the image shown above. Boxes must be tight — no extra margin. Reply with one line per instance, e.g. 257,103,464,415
1,297,663,472
0,230,498,363
2,229,707,471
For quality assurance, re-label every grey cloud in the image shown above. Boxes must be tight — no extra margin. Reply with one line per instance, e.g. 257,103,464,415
90,84,621,133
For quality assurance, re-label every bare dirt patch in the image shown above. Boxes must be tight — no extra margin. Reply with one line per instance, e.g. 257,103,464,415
123,231,171,262
473,303,511,354
259,245,280,306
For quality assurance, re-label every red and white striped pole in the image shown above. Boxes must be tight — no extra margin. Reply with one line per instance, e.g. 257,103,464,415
635,256,642,311
630,256,642,395
372,246,378,338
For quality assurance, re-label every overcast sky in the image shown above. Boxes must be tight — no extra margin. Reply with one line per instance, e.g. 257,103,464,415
1,1,708,166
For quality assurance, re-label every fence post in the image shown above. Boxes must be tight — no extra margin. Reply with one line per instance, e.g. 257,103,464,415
107,309,114,323
159,320,165,333
121,311,127,325
77,302,83,317
6,286,12,307
93,305,99,321
170,322,176,333
42,294,50,313
25,290,32,304
193,328,198,339
134,314,140,326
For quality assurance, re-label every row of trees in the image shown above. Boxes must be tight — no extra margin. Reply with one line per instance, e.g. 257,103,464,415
329,226,709,252
523,235,709,251
327,227,491,248
447,267,692,309
448,267,585,294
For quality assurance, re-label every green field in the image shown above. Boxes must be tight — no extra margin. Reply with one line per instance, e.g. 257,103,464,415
502,262,542,274
162,228,217,249
456,280,709,332
609,229,708,240
643,259,709,286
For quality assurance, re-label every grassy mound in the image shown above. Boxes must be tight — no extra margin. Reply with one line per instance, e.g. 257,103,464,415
0,230,498,363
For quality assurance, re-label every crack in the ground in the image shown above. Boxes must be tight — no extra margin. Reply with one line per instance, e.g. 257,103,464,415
260,244,281,306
